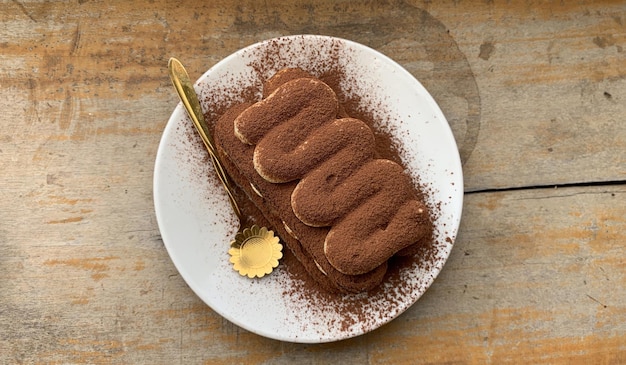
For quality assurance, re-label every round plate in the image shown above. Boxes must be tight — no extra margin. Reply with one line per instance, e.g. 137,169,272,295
153,35,463,343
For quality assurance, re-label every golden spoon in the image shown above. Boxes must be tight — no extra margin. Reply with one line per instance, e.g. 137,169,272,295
168,57,282,278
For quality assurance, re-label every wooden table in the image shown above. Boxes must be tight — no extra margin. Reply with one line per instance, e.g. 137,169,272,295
2,1,625,363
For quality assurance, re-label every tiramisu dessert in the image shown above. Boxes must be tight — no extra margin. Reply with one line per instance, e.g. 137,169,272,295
214,68,433,293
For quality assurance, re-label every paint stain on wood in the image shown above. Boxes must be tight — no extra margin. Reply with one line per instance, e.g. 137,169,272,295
71,296,90,305
593,35,616,49
479,41,495,60
475,193,503,211
44,256,119,281
133,259,145,271
40,195,94,206
46,216,84,224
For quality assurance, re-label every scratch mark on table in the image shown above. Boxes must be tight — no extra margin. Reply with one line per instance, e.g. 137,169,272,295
59,90,74,130
70,23,82,56
586,294,608,308
11,0,36,22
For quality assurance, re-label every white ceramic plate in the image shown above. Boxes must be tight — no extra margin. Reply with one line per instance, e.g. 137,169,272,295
154,35,463,343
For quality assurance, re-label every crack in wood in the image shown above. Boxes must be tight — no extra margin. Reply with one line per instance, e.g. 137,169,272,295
467,180,626,195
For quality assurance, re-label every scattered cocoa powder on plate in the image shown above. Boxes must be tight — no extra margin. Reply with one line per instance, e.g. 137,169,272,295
178,36,450,338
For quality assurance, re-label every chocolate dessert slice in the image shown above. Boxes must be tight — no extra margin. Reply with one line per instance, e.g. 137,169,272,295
214,68,432,293
215,103,387,293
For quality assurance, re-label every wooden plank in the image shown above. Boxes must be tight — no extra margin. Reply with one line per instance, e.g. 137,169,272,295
2,1,624,190
2,185,625,363
423,1,626,190
382,185,626,364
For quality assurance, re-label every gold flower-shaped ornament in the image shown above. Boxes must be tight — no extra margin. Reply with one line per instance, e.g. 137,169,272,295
228,225,283,278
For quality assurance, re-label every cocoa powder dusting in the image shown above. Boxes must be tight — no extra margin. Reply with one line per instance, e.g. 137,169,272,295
189,36,446,338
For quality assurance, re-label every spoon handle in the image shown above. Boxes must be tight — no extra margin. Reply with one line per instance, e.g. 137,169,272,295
168,57,242,219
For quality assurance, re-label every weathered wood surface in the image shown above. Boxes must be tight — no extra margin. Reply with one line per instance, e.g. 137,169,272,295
1,0,625,363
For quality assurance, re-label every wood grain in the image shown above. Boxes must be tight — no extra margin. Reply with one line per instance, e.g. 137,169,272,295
1,0,625,363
